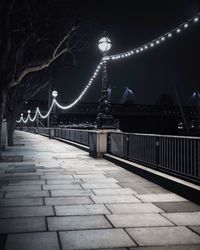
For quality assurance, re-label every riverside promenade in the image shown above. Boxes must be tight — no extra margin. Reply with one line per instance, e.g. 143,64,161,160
0,131,200,250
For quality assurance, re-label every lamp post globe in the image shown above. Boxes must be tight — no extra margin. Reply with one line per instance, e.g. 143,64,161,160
28,110,31,114
52,90,58,98
98,37,112,53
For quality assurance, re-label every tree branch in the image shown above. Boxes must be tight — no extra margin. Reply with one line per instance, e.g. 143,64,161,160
9,23,79,88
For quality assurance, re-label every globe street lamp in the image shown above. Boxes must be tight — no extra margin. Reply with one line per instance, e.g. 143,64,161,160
97,36,118,129
51,90,58,127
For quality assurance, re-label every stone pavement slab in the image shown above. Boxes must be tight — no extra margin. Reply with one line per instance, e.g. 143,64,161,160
9,180,45,185
105,203,164,214
162,212,200,225
129,246,200,249
1,185,41,191
42,184,82,190
0,198,43,207
41,175,73,179
91,195,141,204
106,213,173,227
59,228,136,249
55,204,110,216
48,215,112,230
189,226,200,235
153,201,200,213
136,193,187,202
50,189,93,196
0,217,46,233
0,206,54,218
5,190,49,198
81,178,119,183
46,179,81,184
45,196,93,205
73,174,106,179
81,183,121,189
126,226,200,246
92,188,137,195
5,232,60,250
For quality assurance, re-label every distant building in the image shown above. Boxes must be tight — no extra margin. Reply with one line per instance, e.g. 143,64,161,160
107,86,135,104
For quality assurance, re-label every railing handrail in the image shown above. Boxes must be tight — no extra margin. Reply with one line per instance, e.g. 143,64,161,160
109,131,200,140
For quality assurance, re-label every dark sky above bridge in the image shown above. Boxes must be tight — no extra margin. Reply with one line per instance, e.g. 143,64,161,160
36,0,200,105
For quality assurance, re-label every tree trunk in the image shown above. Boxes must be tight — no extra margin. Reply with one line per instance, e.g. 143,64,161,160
0,87,7,154
7,107,19,146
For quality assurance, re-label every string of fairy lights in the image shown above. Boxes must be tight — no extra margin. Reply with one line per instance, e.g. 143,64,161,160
16,13,199,124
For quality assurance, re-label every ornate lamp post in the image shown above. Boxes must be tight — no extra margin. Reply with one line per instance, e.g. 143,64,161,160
51,90,58,127
97,37,118,129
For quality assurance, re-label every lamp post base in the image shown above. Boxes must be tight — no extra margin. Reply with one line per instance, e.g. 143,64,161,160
96,115,119,129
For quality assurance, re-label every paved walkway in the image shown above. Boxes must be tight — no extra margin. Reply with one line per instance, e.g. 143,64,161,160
0,131,200,250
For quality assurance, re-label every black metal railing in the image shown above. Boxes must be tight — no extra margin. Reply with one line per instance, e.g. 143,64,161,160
108,132,200,182
54,128,89,146
18,127,90,146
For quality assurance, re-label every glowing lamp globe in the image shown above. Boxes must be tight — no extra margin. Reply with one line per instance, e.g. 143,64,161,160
28,110,31,114
98,37,112,52
21,113,23,117
52,90,58,98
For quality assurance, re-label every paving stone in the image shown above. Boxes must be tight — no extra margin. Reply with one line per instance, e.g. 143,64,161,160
41,175,73,179
4,175,40,180
45,196,93,205
50,189,93,197
129,246,200,249
189,226,200,235
0,206,54,218
131,186,170,194
91,195,141,204
82,178,119,183
117,181,157,189
0,217,46,233
47,179,81,184
42,184,82,190
0,197,43,207
126,226,200,246
5,232,60,250
9,180,45,185
59,228,135,249
106,203,164,214
55,204,110,216
44,171,74,175
0,192,4,198
136,193,187,202
92,188,137,195
5,190,49,198
162,212,200,226
1,185,41,191
107,213,173,227
75,171,106,174
73,174,106,179
81,183,121,189
48,215,112,230
153,201,200,213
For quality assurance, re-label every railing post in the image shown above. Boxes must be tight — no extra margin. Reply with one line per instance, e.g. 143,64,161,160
49,128,54,139
156,137,160,167
89,130,119,158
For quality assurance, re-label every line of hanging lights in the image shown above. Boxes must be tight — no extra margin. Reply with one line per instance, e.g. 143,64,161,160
16,13,199,124
103,14,199,61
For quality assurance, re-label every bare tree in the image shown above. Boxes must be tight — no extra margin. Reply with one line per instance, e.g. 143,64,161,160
0,0,86,150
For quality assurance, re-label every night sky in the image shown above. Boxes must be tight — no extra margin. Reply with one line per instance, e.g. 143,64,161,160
36,0,200,105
